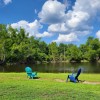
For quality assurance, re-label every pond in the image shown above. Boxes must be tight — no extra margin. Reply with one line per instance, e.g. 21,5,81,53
0,62,100,73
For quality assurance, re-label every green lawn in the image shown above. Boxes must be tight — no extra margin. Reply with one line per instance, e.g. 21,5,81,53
0,73,100,100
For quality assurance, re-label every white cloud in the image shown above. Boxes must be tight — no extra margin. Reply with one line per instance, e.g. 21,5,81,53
43,0,100,43
73,0,100,15
48,23,68,33
9,0,100,44
67,11,90,28
3,0,12,5
96,30,100,40
11,20,42,36
45,0,93,35
11,20,52,38
38,0,66,24
35,31,53,38
53,33,79,43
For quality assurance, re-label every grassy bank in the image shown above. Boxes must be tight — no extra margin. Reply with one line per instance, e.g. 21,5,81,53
0,73,100,100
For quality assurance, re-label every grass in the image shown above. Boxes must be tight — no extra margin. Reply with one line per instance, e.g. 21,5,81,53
0,73,100,100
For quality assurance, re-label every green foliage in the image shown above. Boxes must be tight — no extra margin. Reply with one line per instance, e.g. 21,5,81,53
58,43,68,61
48,42,59,62
67,45,82,62
0,24,100,64
0,24,8,62
81,37,100,62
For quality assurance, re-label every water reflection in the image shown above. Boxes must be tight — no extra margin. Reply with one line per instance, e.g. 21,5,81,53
0,62,100,73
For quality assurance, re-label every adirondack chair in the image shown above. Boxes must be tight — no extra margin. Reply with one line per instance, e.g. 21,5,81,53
25,67,37,79
66,68,82,83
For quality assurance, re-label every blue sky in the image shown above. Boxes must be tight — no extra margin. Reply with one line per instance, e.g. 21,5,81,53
0,0,100,45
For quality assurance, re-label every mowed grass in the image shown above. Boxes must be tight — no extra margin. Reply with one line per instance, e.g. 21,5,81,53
0,73,100,100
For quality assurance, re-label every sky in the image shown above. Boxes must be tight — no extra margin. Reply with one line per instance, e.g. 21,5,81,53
0,0,100,46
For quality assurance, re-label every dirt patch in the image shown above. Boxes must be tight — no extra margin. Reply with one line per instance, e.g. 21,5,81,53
55,79,65,82
83,81,100,85
54,79,100,85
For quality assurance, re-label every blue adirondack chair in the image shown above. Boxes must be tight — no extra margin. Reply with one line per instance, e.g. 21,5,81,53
25,67,37,79
66,68,82,83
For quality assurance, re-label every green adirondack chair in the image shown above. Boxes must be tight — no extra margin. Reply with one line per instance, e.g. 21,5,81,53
25,67,37,79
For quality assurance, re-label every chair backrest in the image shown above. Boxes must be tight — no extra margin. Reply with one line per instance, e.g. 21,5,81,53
75,68,81,79
25,67,32,73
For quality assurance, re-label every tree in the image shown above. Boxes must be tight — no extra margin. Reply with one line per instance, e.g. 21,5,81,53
0,24,8,64
48,42,59,62
1,24,100,64
79,44,88,60
66,45,82,62
58,43,67,61
85,37,100,62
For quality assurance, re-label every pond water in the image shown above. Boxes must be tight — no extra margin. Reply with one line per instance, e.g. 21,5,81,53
0,62,100,73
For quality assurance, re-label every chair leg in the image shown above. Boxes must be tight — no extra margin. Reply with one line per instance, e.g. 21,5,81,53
75,77,79,82
66,75,69,82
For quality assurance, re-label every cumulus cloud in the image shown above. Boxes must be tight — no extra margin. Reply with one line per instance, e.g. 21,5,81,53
3,0,12,5
73,0,100,15
11,20,41,36
11,20,52,38
53,33,79,43
48,23,68,33
35,31,53,38
67,11,90,28
9,0,100,43
38,0,66,24
38,0,100,43
96,30,100,40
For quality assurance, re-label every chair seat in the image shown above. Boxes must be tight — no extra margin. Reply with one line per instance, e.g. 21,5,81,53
69,74,77,82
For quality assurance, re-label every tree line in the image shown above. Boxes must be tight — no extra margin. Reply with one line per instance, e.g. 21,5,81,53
0,24,100,64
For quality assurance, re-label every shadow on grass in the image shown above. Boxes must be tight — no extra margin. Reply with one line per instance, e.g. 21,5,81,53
29,77,40,79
